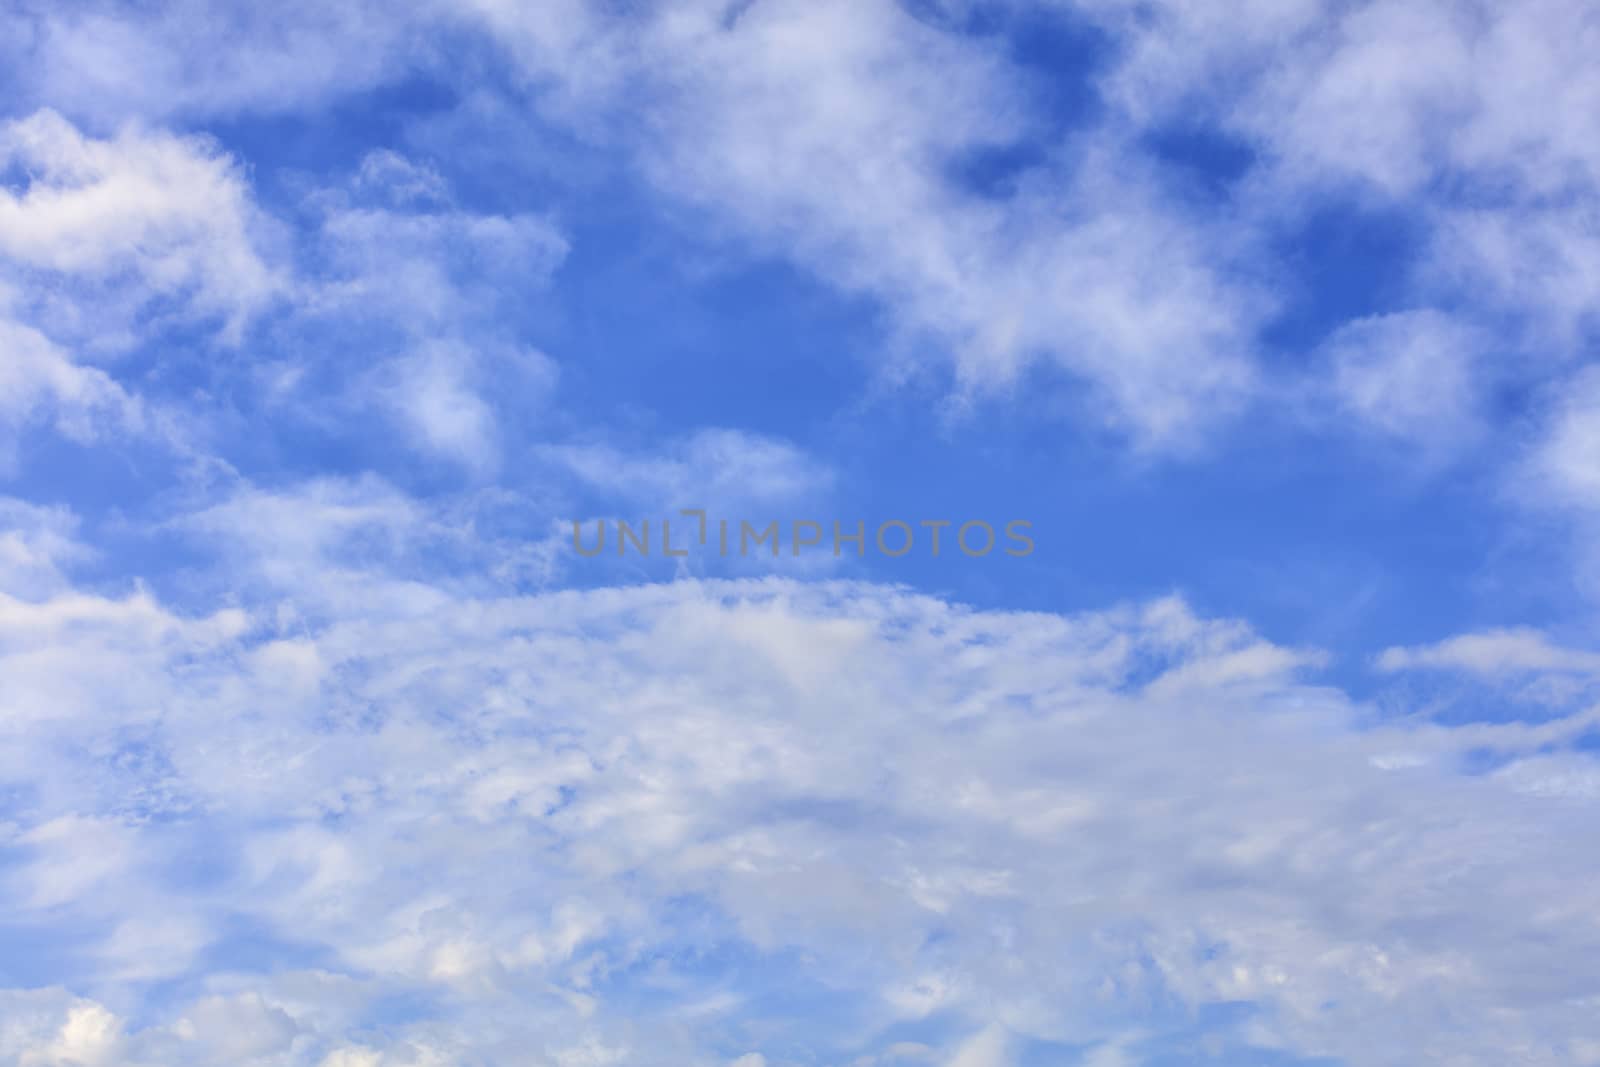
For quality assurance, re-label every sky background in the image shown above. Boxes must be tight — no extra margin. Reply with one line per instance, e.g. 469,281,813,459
2,1,1600,1065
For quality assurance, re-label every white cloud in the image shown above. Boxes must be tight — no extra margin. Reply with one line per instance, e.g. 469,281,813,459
5,1,1596,458
541,428,834,512
288,151,567,472
174,993,301,1062
12,815,136,909
0,497,91,598
2,545,1599,1064
1319,309,1488,450
353,150,452,209
0,318,144,466
175,475,572,609
0,108,280,343
378,343,504,475
0,110,278,467
1084,0,1598,197
1508,366,1600,594
943,1026,1012,1067
4,7,1600,1067
1379,627,1600,677
1528,366,1600,512
312,197,567,333
1,993,129,1067
1428,203,1600,349
1378,625,1600,713
1082,0,1600,346
467,0,1266,449
5,1,427,123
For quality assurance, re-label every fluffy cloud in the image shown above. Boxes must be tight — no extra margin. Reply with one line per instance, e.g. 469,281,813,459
1083,0,1600,347
0,319,143,464
1317,309,1488,450
1528,366,1600,512
7,1,1598,458
1506,366,1600,594
0,990,129,1067
0,108,280,343
2,512,1599,1064
455,0,1600,458
0,110,277,466
1083,0,1600,196
468,0,1266,448
0,118,561,476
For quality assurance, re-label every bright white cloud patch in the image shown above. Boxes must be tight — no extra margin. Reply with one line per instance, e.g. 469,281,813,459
1319,309,1487,449
1087,0,1600,346
464,0,1267,449
1529,367,1600,512
2,536,1599,1064
0,108,279,342
7,1,1598,455
0,110,273,464
378,342,512,475
0,319,143,463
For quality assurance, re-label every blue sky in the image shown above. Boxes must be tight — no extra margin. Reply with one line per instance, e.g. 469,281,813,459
2,2,1600,1065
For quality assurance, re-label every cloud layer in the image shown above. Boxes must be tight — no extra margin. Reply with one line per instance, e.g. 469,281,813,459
3,553,1600,1065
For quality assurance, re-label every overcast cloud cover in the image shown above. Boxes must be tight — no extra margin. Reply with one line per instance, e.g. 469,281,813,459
2,2,1600,1065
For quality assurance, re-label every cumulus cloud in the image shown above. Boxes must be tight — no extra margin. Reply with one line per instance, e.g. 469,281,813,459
0,109,277,466
0,121,561,477
0,108,280,343
5,1,1597,459
175,474,573,608
375,341,558,476
1083,0,1600,349
0,991,128,1067
450,0,1600,451
1084,0,1599,196
462,0,1268,449
1527,366,1600,513
1318,309,1488,450
2,523,1599,1064
0,319,143,466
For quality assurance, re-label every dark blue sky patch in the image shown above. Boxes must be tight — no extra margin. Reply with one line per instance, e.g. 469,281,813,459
1261,197,1429,354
